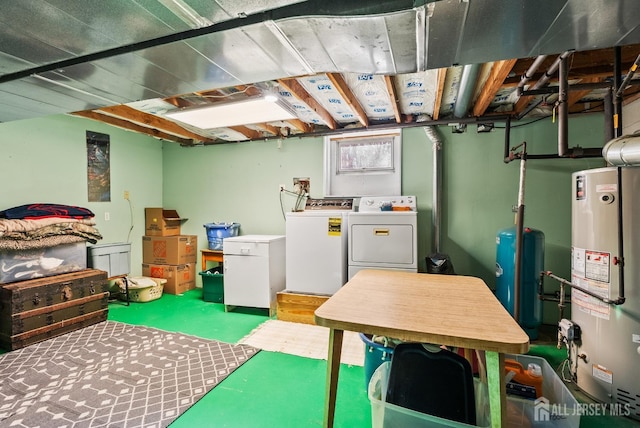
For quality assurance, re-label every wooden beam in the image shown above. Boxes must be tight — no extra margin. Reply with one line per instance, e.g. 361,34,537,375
97,105,215,143
514,91,536,115
72,110,196,145
433,68,447,120
286,118,313,133
326,73,369,127
253,123,280,136
228,126,262,140
383,75,401,124
623,90,640,106
473,59,518,117
567,76,603,108
278,78,337,130
164,96,196,108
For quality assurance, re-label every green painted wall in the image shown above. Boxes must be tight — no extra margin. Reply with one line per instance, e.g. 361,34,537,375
1,112,608,325
163,113,606,323
0,115,164,275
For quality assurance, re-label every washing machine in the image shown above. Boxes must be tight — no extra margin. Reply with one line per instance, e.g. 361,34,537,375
348,196,418,279
285,197,354,295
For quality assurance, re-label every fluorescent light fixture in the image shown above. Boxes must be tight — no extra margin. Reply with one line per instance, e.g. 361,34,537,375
165,96,298,129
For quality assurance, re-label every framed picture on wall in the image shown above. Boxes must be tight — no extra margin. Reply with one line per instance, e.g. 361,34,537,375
86,131,111,202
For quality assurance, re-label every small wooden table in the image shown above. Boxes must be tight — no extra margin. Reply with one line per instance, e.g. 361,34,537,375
314,269,530,428
201,249,223,272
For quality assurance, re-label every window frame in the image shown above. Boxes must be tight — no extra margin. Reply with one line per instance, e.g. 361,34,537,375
323,129,402,197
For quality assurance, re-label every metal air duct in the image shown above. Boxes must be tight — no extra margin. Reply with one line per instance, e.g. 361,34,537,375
453,64,481,118
602,132,640,166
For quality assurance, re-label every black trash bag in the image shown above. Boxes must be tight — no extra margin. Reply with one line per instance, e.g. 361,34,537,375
425,253,455,274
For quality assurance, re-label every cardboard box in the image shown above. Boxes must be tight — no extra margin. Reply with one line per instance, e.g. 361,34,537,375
142,235,197,265
142,263,196,295
145,208,187,236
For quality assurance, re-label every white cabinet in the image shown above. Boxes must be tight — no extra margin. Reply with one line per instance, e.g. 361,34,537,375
223,235,285,315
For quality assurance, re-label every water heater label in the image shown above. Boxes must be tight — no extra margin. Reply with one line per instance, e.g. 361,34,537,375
585,250,610,283
571,247,586,276
595,183,617,192
328,217,342,236
592,365,613,384
573,288,610,320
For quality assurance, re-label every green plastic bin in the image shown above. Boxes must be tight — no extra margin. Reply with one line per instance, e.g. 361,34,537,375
200,266,224,303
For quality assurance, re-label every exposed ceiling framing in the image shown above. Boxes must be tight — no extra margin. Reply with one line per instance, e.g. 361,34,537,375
1,0,639,145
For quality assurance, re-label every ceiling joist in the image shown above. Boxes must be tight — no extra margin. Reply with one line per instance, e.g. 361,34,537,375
384,76,401,123
432,68,447,120
96,105,214,143
277,78,337,130
72,110,196,145
473,59,518,117
326,73,369,127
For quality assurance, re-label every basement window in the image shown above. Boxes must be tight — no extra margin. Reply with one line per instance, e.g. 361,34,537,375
324,129,401,197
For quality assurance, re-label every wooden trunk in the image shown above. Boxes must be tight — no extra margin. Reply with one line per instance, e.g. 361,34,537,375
0,269,109,350
276,291,329,325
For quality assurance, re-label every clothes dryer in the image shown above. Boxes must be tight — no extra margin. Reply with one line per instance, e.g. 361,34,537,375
348,196,417,279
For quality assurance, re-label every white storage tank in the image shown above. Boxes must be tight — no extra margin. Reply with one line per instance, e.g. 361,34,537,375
571,166,640,418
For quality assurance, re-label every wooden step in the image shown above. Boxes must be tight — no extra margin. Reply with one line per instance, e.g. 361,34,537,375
276,291,330,325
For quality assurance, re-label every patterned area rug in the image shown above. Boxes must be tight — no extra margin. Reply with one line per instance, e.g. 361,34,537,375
238,319,364,366
0,321,259,427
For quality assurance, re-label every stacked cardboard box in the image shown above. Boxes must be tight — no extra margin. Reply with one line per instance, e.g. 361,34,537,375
142,208,197,295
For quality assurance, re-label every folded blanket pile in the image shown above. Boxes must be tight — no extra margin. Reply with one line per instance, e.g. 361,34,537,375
0,204,103,282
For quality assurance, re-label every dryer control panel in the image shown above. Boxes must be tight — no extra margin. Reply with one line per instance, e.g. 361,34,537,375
357,196,416,212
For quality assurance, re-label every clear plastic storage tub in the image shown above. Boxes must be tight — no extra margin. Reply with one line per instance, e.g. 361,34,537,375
369,354,580,428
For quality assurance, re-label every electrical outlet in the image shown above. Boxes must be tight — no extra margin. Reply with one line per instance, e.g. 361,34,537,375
104,212,110,221
279,184,286,191
124,190,130,200
293,177,310,195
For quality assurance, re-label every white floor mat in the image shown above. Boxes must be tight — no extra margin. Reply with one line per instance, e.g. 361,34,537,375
238,319,364,366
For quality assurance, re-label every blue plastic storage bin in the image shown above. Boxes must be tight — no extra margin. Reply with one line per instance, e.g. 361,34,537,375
360,333,394,390
203,223,240,250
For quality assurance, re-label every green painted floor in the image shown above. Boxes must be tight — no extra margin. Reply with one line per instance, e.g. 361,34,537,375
106,290,638,427
108,290,371,428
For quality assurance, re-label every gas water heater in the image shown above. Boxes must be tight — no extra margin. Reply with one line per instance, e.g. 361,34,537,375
570,166,640,419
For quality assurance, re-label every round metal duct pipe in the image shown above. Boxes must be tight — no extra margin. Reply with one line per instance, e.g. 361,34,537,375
453,64,481,118
602,132,640,166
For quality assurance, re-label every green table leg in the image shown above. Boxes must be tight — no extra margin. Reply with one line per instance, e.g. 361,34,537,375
486,351,507,427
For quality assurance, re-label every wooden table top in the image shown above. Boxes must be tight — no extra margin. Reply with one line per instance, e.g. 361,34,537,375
315,269,529,354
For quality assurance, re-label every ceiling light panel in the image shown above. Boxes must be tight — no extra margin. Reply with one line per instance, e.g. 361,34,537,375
165,96,297,129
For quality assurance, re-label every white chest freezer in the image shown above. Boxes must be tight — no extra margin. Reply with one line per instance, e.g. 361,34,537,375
223,235,285,314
